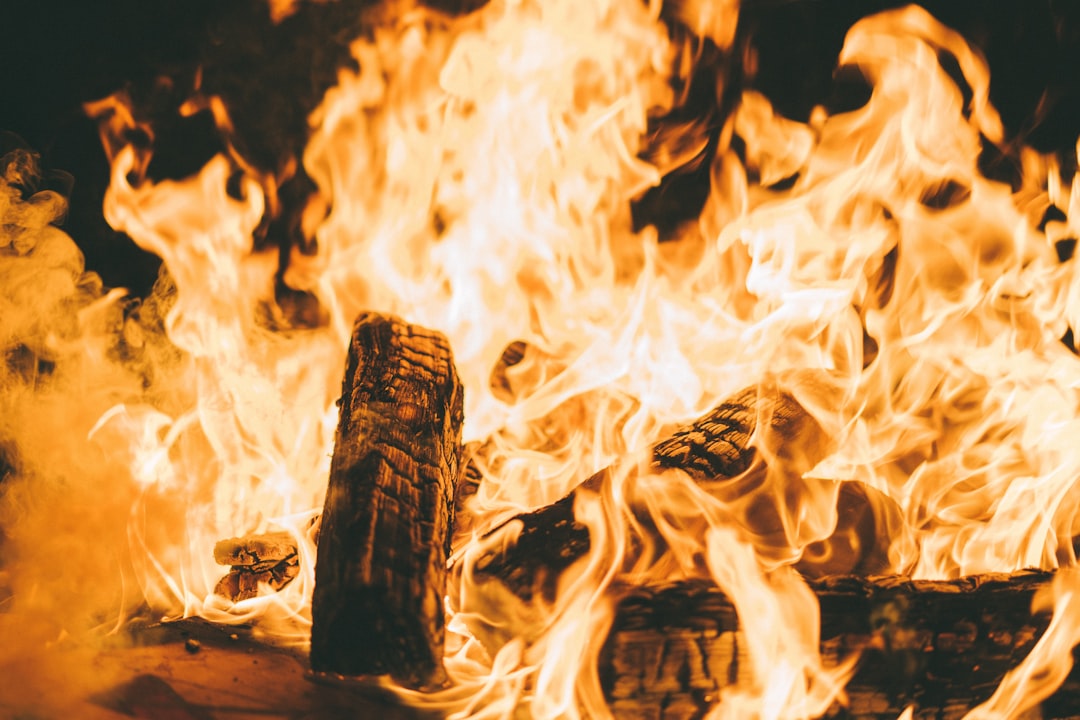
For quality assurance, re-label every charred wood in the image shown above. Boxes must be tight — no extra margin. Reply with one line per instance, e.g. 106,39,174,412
213,531,300,602
601,570,1080,720
215,559,299,603
214,531,296,568
310,313,464,687
470,383,900,600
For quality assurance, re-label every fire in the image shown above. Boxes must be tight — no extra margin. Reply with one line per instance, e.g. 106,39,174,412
1,0,1080,718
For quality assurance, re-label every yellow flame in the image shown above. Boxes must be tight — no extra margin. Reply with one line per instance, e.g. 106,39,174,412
2,0,1080,717
964,570,1080,719
704,527,854,719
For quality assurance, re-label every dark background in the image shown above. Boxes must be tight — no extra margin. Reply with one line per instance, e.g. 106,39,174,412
1,0,1078,297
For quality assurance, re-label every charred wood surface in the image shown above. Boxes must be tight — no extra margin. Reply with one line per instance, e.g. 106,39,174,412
601,571,1080,720
215,561,299,603
214,531,296,568
471,384,894,599
471,385,803,598
310,313,464,686
213,531,300,602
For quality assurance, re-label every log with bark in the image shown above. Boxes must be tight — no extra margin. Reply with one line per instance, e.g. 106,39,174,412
309,312,465,687
468,381,904,601
601,571,1080,720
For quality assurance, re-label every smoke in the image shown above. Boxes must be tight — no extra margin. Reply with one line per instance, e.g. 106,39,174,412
0,146,178,643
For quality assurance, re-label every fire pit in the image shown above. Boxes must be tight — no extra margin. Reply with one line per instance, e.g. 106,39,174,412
2,1,1080,718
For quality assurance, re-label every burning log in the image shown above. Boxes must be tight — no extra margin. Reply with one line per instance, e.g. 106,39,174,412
470,382,900,599
310,313,464,686
213,531,300,602
600,571,1080,720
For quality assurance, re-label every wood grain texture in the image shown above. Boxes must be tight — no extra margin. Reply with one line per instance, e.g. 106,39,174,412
311,312,464,686
214,531,296,568
214,558,299,603
602,571,1080,719
212,530,304,601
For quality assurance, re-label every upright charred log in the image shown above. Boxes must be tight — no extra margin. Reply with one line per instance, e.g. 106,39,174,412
311,313,464,686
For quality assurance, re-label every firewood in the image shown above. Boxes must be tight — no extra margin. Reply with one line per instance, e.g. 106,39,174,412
213,383,878,601
214,531,296,570
310,313,464,687
601,571,1080,720
470,383,900,600
215,559,300,603
211,531,301,602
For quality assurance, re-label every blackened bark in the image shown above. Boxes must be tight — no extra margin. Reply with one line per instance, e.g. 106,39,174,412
310,313,464,686
601,571,1080,720
472,383,895,600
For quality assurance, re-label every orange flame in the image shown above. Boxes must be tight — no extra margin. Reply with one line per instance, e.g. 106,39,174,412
964,570,1080,719
2,0,1080,717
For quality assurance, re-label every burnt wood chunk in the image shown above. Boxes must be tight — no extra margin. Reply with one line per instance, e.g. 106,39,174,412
472,383,893,599
472,385,812,598
311,313,464,686
650,384,781,478
215,558,299,603
601,571,1080,720
213,530,301,602
214,531,296,569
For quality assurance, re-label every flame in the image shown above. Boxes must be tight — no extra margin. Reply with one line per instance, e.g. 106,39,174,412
703,527,854,719
2,0,1080,717
963,569,1080,719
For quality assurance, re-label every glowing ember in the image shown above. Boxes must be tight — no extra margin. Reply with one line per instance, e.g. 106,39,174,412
1,0,1079,717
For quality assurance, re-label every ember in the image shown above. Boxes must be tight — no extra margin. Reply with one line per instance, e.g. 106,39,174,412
2,0,1080,718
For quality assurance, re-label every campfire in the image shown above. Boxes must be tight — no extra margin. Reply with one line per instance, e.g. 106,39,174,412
2,0,1080,717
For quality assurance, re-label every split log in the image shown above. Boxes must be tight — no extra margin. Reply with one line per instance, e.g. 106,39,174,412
310,313,465,686
470,382,901,600
601,571,1080,720
213,531,300,602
